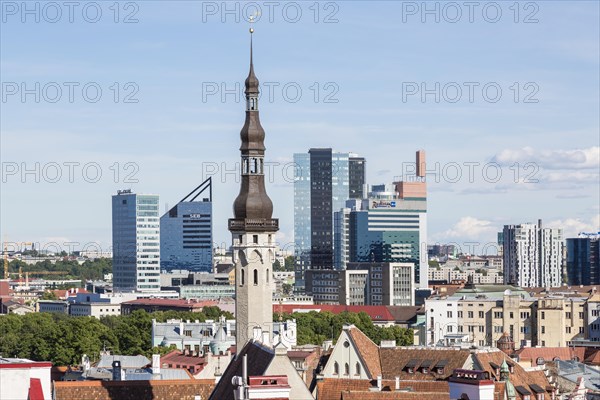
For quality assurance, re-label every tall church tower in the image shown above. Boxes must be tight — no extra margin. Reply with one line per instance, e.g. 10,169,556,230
229,28,278,351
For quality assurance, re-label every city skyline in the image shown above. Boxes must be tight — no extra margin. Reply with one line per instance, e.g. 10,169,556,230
2,2,599,252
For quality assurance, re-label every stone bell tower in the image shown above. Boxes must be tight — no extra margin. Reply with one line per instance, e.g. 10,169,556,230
228,27,278,352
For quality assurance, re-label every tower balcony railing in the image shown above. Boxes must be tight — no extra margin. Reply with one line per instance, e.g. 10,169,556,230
228,218,279,232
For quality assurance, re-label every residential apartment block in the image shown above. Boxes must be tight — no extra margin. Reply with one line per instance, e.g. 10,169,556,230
426,284,599,349
502,220,563,288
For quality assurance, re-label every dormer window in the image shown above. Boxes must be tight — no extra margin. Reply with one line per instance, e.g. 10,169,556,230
536,357,544,365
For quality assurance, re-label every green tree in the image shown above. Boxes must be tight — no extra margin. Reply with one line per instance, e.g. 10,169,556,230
282,283,293,296
282,310,413,347
272,260,283,272
283,256,295,271
40,291,58,300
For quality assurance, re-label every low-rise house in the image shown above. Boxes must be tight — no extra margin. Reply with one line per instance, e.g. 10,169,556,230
153,316,297,352
0,298,34,314
0,357,52,400
209,340,314,400
315,325,554,400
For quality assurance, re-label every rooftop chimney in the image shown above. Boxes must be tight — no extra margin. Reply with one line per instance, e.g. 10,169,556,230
377,375,382,391
395,376,400,391
112,360,122,381
152,354,161,375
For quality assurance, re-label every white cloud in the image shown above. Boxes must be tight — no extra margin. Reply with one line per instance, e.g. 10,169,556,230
546,215,600,239
439,217,499,241
491,146,599,170
542,171,599,183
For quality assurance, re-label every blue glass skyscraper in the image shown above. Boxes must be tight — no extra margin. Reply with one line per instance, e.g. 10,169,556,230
567,236,600,285
293,149,365,292
160,179,213,272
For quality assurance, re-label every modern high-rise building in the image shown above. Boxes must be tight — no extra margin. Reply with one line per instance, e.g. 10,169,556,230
160,178,213,273
349,156,366,199
347,183,428,288
567,235,600,285
502,220,563,288
307,262,414,305
334,199,361,270
228,31,278,351
112,190,160,292
293,150,365,291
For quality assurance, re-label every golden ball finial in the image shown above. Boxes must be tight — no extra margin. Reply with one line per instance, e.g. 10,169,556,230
249,27,254,34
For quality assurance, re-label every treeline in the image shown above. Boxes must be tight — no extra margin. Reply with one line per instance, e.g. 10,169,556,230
0,308,412,366
281,310,414,347
0,307,232,366
8,258,112,281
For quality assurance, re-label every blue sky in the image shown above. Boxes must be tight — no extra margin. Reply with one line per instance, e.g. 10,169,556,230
1,1,599,254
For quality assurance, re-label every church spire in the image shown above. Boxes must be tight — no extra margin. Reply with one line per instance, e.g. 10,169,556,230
229,27,278,233
229,26,278,351
245,27,259,96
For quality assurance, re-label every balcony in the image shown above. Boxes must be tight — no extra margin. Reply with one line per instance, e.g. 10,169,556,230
228,218,279,232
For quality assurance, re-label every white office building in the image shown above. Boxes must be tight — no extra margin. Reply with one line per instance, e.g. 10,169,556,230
112,190,161,292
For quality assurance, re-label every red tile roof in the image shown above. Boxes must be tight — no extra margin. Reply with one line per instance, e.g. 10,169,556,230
347,327,381,378
474,351,552,398
379,348,471,380
54,379,215,400
161,350,207,369
317,379,448,400
515,347,585,365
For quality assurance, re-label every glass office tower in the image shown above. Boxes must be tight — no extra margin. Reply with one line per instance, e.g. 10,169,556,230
112,190,160,291
348,187,428,288
567,237,600,285
160,179,213,273
293,149,365,292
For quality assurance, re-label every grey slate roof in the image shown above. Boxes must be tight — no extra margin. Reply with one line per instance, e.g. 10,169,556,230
96,355,150,369
208,340,275,400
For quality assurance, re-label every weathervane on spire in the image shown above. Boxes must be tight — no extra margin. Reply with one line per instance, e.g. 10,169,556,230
248,10,259,34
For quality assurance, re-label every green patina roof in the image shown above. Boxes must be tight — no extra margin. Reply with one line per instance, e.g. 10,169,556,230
449,285,530,300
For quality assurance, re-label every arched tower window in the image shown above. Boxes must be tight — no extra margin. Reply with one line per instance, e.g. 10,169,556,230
266,269,269,283
344,363,349,376
247,97,257,111
355,362,361,375
253,269,258,285
333,362,339,375
241,269,245,286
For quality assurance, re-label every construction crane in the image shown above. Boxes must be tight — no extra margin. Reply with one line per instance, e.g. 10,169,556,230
3,240,34,280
